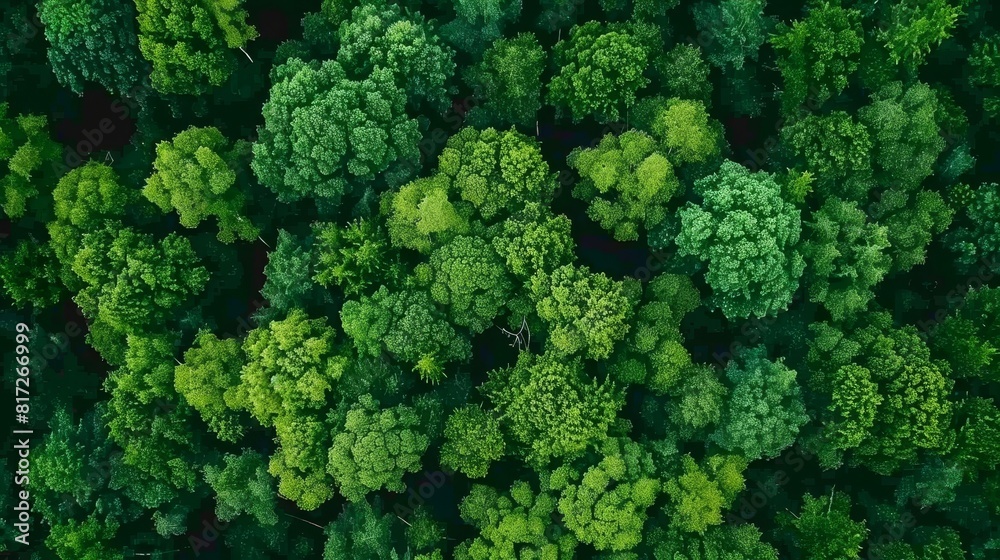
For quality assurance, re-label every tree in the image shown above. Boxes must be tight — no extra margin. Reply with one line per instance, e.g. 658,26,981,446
48,161,137,288
927,287,1000,383
969,33,1000,121
609,274,700,393
464,33,545,128
38,0,144,96
439,127,557,222
383,174,471,254
879,0,961,67
823,364,883,460
105,333,210,491
204,451,279,526
943,183,1000,275
710,346,808,461
440,0,521,56
490,202,576,281
0,102,60,220
666,364,728,440
652,523,779,560
858,81,945,190
323,498,407,560
252,58,420,209
808,312,955,474
174,331,245,442
779,111,874,201
530,263,640,360
426,235,513,333
675,161,805,319
337,0,455,112
72,224,209,363
233,308,346,427
328,393,430,502
951,398,1000,473
483,352,623,467
548,21,650,123
663,454,745,534
455,481,578,559
800,197,892,321
143,126,258,243
45,515,123,560
340,285,472,382
871,186,952,273
312,218,405,297
647,98,725,167
547,438,660,552
261,230,318,312
654,44,712,105
777,491,868,560
0,238,62,309
135,0,257,95
441,405,505,478
691,0,774,70
771,2,864,114
568,130,680,241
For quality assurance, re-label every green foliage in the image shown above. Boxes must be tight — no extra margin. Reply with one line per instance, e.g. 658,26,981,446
143,126,257,243
808,312,955,474
438,127,556,222
531,263,640,360
858,81,945,190
261,230,317,312
384,174,470,254
341,285,472,381
48,162,136,287
952,397,1000,472
38,0,144,96
427,235,513,333
943,183,1000,273
871,186,953,273
455,481,578,559
676,161,805,319
568,130,680,241
253,58,420,207
483,351,623,467
548,438,660,551
0,238,62,309
204,451,279,525
609,274,699,393
663,454,745,534
328,394,429,501
800,197,891,321
337,0,456,111
323,498,403,560
313,218,405,297
647,97,725,167
464,33,545,128
711,346,808,461
895,458,963,509
491,202,576,281
778,491,868,560
441,0,521,56
174,331,245,442
927,287,1000,383
780,111,874,201
72,224,209,362
135,0,257,95
666,364,728,439
692,0,774,70
548,21,650,123
654,44,712,105
45,515,123,560
234,308,345,427
442,405,505,478
0,103,60,219
651,523,779,560
771,2,864,113
880,0,961,66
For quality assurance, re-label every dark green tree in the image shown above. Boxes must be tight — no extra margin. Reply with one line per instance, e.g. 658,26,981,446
441,405,505,478
0,103,60,220
464,33,545,128
777,491,868,560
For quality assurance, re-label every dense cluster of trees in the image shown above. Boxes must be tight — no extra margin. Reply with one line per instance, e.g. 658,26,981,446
2,0,999,558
